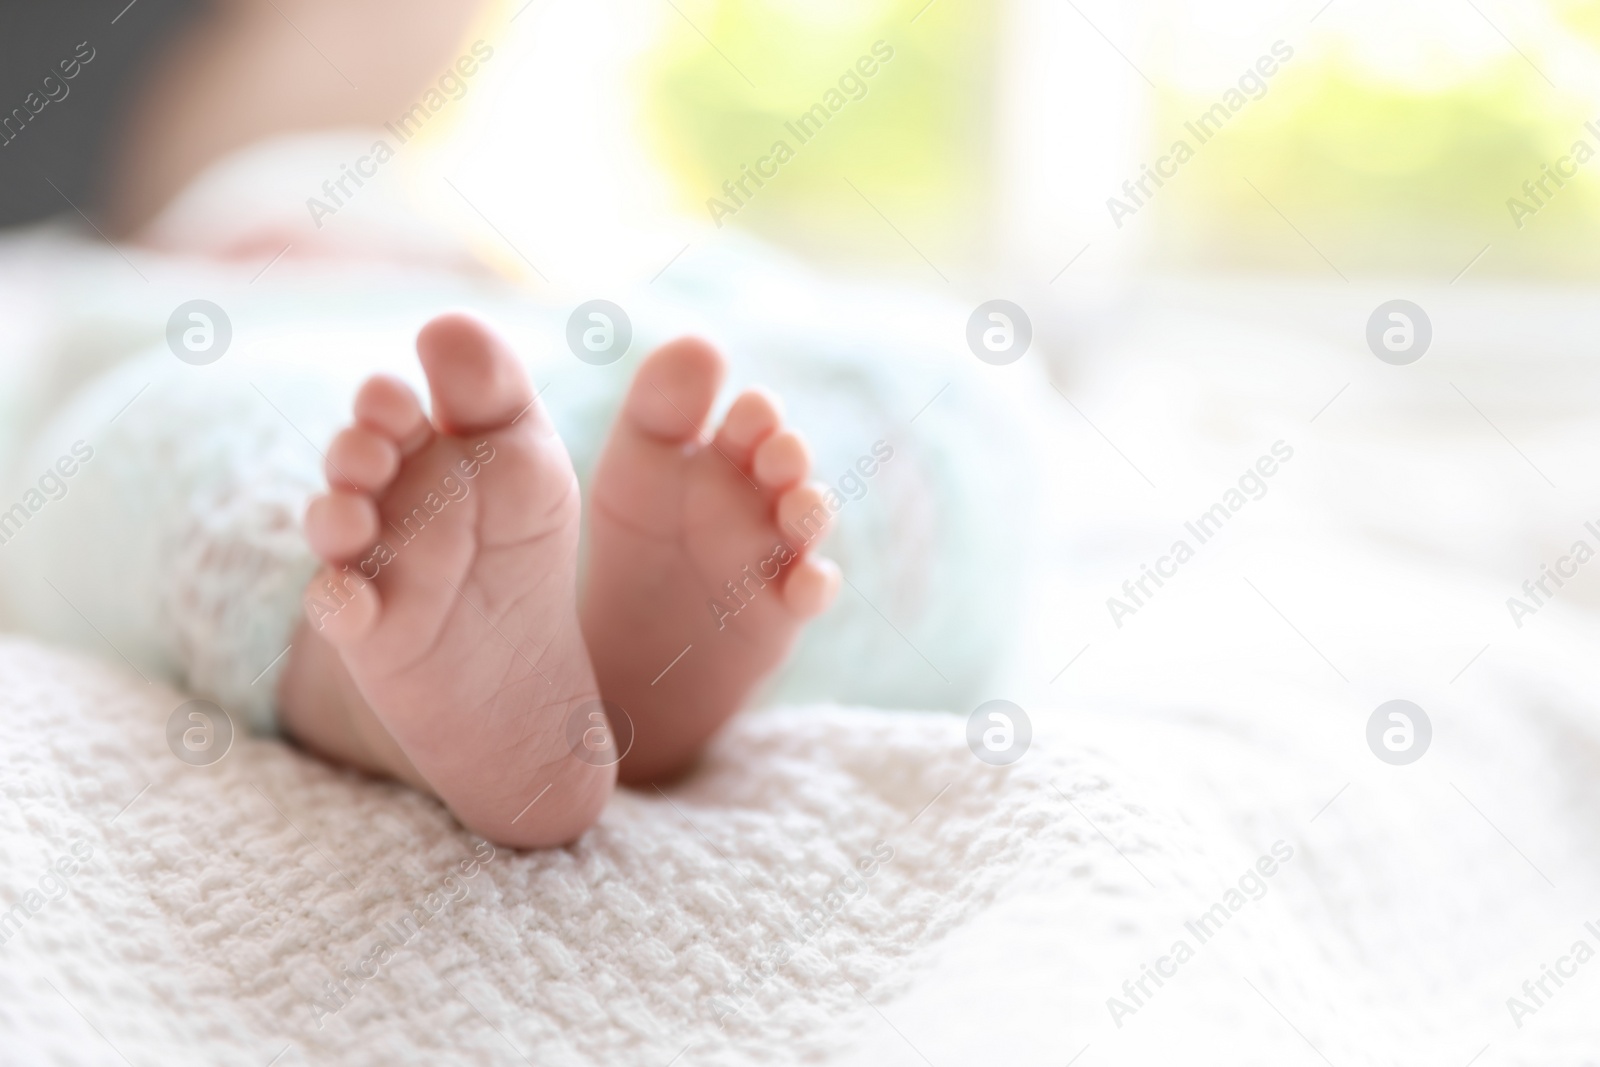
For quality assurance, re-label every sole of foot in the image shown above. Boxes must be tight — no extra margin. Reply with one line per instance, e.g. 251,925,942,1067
582,337,840,783
280,312,612,848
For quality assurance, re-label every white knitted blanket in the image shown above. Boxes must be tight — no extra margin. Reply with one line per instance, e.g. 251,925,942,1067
0,638,1112,1066
8,583,1600,1067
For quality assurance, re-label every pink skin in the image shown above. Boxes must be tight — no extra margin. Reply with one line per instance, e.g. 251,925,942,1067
100,0,839,844
280,312,609,849
582,338,840,785
278,316,837,846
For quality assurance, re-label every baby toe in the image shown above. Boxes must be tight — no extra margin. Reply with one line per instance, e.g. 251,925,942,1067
776,481,833,549
354,374,432,456
416,312,538,435
713,388,784,467
782,555,841,617
753,430,810,491
623,337,726,443
326,425,401,494
306,490,380,561
304,565,381,645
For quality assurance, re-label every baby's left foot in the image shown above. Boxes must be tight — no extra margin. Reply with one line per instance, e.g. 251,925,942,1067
582,338,840,782
279,313,611,848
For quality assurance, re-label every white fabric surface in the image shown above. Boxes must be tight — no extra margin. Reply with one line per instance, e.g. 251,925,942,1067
839,279,1600,1067
7,499,1600,1066
0,639,1103,1066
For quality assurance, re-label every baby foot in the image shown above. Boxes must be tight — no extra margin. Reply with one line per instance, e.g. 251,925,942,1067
582,338,840,782
282,312,611,848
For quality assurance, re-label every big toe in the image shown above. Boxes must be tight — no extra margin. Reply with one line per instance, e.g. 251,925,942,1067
416,312,538,435
622,337,726,443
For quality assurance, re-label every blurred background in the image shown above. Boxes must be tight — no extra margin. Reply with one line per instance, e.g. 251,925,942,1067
432,0,1600,293
435,0,1600,716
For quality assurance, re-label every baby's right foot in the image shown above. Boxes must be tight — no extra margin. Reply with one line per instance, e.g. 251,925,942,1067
582,339,839,783
279,313,612,848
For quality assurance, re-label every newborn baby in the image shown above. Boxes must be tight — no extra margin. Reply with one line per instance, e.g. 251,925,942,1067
283,313,839,847
0,0,1026,854
1,0,849,849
